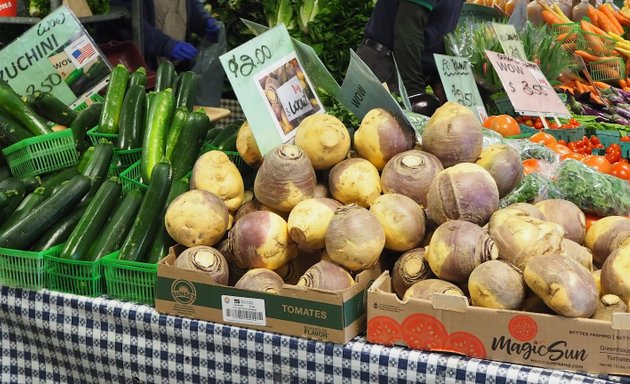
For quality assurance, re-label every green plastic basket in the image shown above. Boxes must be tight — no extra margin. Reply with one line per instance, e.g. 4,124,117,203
545,126,585,142
46,254,103,297
87,126,119,146
507,125,539,139
576,31,616,57
589,57,625,82
112,147,142,174
200,143,250,174
119,160,146,192
596,129,621,147
102,251,158,306
488,92,515,116
2,130,79,178
0,245,63,290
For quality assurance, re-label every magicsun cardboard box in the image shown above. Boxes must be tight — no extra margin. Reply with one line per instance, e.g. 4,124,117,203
367,271,630,376
155,246,381,343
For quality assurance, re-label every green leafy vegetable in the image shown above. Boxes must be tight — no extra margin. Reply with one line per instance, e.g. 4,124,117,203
499,173,557,208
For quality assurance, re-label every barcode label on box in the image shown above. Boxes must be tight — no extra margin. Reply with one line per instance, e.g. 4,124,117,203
221,295,266,326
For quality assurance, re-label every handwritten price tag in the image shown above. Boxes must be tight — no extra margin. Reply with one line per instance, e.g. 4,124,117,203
434,54,486,121
492,23,526,60
485,50,570,117
220,25,325,155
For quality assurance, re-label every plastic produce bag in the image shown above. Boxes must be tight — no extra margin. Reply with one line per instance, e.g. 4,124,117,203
499,173,560,208
552,159,630,217
191,22,227,107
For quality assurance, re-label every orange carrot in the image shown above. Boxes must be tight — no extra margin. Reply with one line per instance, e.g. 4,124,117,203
620,79,628,88
615,11,630,27
542,9,563,25
587,5,600,26
581,19,608,36
574,49,606,62
600,4,624,34
595,6,623,34
593,81,611,89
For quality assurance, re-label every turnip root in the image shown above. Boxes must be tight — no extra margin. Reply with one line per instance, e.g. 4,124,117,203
325,204,385,271
294,114,351,170
369,194,426,251
427,163,499,226
403,279,465,301
524,254,598,318
488,208,564,270
274,247,321,284
313,183,329,198
535,199,586,244
191,150,245,211
236,121,263,168
591,294,628,321
287,198,342,249
175,246,229,285
584,216,630,267
235,268,284,293
380,149,443,207
328,158,381,207
601,245,630,303
229,211,298,270
234,199,287,222
559,239,593,271
468,260,526,310
353,108,415,170
593,269,602,297
254,144,316,212
520,293,554,314
297,260,355,291
421,102,483,168
475,144,523,198
217,239,248,286
392,248,433,299
426,220,498,283
504,203,545,220
165,190,229,247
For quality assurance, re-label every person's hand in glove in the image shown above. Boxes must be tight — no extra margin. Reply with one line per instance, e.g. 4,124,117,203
170,41,198,61
205,17,221,43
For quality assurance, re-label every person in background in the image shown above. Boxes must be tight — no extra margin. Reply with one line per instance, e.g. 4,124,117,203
357,0,464,115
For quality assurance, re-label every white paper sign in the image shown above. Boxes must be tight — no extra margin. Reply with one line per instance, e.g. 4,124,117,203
275,75,314,121
222,295,266,326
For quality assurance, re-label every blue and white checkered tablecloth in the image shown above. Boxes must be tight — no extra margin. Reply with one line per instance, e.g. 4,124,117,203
1,286,628,384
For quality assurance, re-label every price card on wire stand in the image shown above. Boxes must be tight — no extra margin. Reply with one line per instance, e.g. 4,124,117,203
492,23,527,60
434,54,487,121
0,5,110,109
220,24,325,156
485,50,570,117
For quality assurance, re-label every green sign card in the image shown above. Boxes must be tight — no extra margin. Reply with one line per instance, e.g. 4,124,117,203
434,54,487,121
492,23,527,60
220,24,325,155
0,5,111,109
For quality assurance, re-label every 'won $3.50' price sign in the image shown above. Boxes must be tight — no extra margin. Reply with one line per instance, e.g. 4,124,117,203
485,50,570,117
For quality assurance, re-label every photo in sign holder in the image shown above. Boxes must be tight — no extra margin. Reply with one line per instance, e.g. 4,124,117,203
434,53,487,122
485,50,570,118
219,24,325,155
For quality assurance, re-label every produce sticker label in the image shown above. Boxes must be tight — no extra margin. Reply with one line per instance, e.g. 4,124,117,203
220,24,325,156
221,295,266,326
492,23,527,60
0,5,110,109
434,53,487,121
485,50,570,118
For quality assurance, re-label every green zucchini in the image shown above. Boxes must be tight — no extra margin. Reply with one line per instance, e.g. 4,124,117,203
86,59,110,80
29,202,89,251
0,166,10,183
41,167,79,194
204,127,221,144
86,189,143,261
19,176,41,193
118,85,146,150
0,174,91,250
164,107,188,161
171,109,212,179
0,112,34,146
0,187,46,232
155,61,175,92
60,178,122,260
119,162,173,261
0,191,10,209
82,142,113,200
69,102,103,152
65,68,84,86
215,130,238,152
210,120,241,148
141,88,174,182
146,175,189,263
0,177,26,221
30,92,77,127
0,80,51,136
77,147,94,174
98,64,129,134
174,71,199,112
128,67,147,88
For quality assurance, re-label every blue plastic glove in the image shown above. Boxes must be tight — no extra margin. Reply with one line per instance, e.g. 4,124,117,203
205,17,220,43
170,41,198,61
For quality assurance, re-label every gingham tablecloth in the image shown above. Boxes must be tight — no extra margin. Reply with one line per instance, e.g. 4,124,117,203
0,286,628,384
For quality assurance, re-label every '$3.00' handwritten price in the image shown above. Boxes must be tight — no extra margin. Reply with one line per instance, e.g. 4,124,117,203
508,80,547,97
227,45,272,79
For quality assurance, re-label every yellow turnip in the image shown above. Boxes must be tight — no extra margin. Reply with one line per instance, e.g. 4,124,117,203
191,150,245,211
475,143,523,198
175,246,229,285
328,158,381,207
287,198,342,249
392,247,433,299
235,268,284,293
294,114,351,170
403,279,465,301
535,199,586,244
601,245,630,303
297,260,355,291
584,215,630,267
236,121,263,168
369,194,426,251
468,260,526,310
380,149,443,207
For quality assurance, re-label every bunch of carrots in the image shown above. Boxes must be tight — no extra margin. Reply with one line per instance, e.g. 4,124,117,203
556,78,610,105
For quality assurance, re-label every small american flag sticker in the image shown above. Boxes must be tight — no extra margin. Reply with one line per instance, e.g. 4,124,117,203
71,43,95,64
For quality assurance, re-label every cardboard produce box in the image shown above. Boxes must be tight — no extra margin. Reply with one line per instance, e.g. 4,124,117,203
367,271,630,376
155,246,381,343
